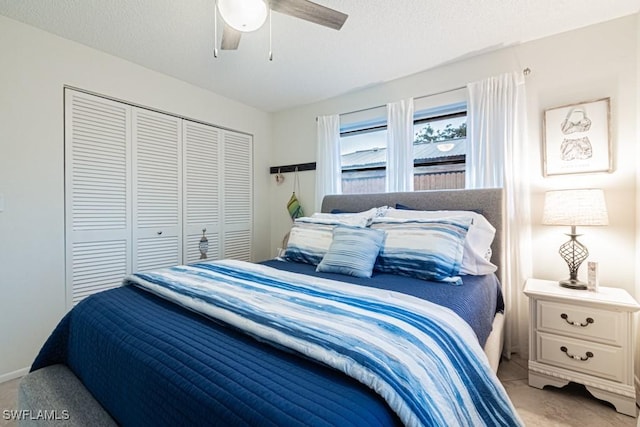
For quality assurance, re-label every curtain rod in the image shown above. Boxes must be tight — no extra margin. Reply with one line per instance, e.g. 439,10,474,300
323,67,532,120
338,85,466,118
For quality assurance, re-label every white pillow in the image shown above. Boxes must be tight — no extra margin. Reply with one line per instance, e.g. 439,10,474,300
311,207,388,227
299,214,368,228
384,208,497,275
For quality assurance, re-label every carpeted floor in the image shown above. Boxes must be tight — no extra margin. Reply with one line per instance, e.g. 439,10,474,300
497,355,638,426
0,377,19,427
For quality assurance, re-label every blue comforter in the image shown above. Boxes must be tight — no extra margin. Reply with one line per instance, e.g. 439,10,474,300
32,260,521,426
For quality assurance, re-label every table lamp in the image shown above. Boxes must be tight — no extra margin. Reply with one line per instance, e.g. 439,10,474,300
542,189,608,289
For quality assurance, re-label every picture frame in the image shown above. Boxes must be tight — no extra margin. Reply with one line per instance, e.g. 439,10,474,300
542,97,611,176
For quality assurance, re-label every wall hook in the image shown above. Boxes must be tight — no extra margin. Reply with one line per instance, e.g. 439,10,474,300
275,168,285,185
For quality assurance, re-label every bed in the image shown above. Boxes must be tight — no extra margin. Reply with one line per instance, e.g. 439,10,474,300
18,189,522,426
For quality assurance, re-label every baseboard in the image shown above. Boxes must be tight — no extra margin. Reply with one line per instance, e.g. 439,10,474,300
0,367,28,384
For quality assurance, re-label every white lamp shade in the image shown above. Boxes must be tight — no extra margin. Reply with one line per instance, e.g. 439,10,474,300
218,0,268,32
542,189,609,226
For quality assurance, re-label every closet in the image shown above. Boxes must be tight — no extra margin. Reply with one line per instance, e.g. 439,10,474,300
64,89,252,305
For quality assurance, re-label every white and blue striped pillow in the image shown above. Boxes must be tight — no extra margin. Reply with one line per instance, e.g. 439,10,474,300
316,226,386,278
371,217,471,284
282,222,333,265
283,215,372,266
384,208,497,275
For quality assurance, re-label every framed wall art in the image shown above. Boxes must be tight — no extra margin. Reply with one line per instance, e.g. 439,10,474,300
542,97,611,176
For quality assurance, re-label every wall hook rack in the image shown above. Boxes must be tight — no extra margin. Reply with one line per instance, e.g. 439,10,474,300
269,162,316,175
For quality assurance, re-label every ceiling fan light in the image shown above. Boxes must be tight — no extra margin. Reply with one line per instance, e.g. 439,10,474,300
218,0,268,33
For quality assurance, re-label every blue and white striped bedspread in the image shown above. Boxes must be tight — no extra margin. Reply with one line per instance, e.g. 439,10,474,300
124,259,522,427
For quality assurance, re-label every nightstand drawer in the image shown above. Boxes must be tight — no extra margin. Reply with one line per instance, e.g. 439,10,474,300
537,332,624,382
537,300,623,345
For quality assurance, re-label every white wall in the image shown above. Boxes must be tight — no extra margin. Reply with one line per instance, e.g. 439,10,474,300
272,14,638,297
0,16,273,381
525,16,638,295
635,12,640,407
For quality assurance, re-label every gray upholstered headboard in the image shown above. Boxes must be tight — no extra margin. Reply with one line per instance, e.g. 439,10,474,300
321,188,505,283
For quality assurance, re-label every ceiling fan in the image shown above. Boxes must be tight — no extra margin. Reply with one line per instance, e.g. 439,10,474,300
215,0,348,52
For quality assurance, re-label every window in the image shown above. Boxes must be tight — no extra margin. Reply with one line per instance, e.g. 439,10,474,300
413,108,466,190
340,126,387,194
339,103,467,193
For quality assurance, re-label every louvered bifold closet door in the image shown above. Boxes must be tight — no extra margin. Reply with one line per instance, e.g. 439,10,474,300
221,130,253,261
65,90,132,305
183,120,221,263
132,109,182,271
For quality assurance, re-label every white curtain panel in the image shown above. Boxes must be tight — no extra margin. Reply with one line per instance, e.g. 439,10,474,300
466,72,532,358
386,98,415,192
315,115,342,212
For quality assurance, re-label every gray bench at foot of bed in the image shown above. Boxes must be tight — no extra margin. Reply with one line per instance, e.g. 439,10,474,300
18,365,116,426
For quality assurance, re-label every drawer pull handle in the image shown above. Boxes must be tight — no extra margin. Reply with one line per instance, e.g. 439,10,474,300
157,231,163,235
560,346,594,361
560,313,594,327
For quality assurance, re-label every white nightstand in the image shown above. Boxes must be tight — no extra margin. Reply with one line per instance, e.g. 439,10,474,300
524,278,640,417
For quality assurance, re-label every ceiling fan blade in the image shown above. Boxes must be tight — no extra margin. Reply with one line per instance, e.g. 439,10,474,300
221,24,241,50
270,0,348,30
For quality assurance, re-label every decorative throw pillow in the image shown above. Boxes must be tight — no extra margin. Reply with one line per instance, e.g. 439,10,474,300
316,226,386,278
371,217,471,284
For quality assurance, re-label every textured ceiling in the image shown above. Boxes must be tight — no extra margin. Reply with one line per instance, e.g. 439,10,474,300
0,0,638,112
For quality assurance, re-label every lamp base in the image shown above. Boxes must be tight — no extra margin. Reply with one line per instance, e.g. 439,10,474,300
559,279,587,290
557,227,589,291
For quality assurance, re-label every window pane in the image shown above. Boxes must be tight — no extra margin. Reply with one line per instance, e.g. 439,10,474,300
340,129,387,194
414,115,466,144
413,113,466,191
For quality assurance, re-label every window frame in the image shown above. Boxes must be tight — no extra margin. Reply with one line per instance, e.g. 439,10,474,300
340,109,467,174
